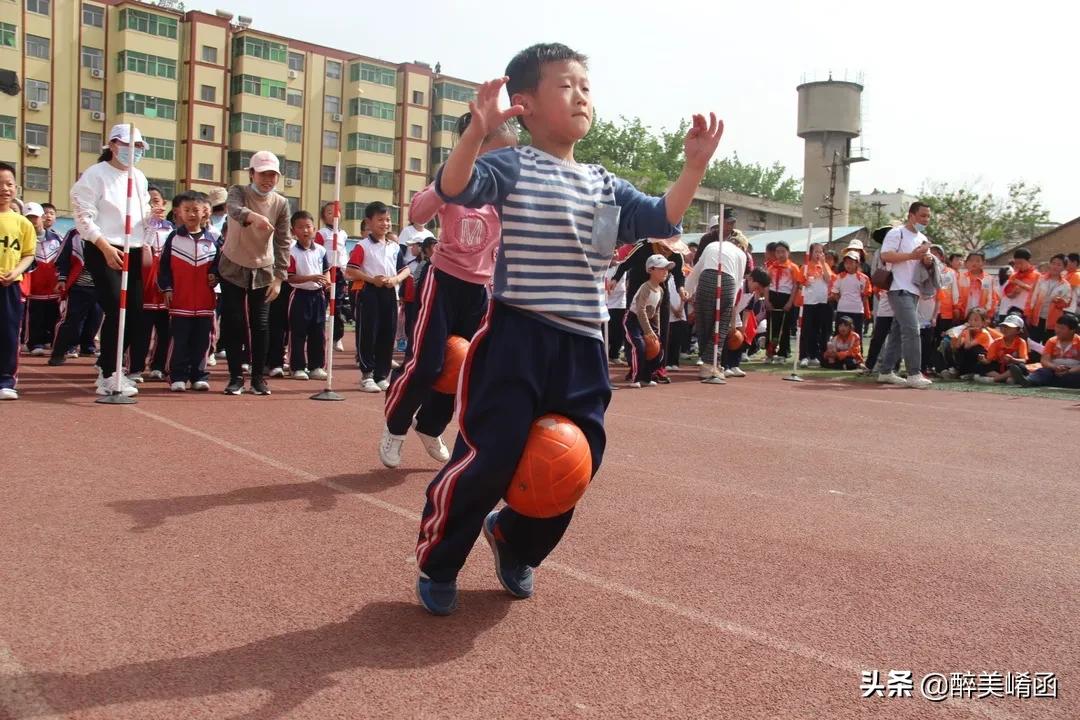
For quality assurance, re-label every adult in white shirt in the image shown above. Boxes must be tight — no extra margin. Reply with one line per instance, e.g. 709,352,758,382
69,124,153,396
873,202,934,388
686,237,746,381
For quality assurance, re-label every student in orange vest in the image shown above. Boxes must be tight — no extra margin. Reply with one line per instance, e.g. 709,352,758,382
764,240,804,362
956,251,997,318
821,315,865,370
942,307,994,380
1065,253,1080,314
798,242,833,368
1026,254,1071,344
974,314,1028,384
1009,312,1080,389
1000,248,1040,318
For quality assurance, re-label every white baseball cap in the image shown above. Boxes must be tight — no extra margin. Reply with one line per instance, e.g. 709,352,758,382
248,150,280,174
107,124,145,146
23,202,44,217
645,254,675,271
999,315,1025,330
405,229,434,245
843,250,862,262
708,214,720,228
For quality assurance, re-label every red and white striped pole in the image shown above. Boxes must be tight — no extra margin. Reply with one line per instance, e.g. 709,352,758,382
99,122,137,404
312,153,345,401
709,204,726,379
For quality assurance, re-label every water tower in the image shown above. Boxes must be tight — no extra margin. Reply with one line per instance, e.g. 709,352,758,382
797,74,867,227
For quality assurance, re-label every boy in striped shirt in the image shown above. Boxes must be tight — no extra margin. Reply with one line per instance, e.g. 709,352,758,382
412,43,724,615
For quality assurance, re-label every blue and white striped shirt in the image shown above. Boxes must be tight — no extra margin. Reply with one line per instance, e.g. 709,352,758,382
436,146,679,339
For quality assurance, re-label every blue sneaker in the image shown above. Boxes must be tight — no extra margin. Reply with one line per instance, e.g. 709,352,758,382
415,572,458,616
482,511,534,599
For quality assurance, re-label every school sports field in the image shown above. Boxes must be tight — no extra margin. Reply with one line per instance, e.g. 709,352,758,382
2,353,1077,720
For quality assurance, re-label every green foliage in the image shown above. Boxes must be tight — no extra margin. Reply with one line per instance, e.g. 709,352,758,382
919,181,1050,253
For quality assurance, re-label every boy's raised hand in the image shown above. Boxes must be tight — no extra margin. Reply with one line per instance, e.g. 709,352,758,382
683,113,724,170
465,77,524,142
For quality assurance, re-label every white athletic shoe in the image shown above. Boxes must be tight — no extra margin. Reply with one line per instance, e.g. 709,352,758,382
942,367,959,379
310,368,328,380
29,347,46,357
334,339,345,352
65,349,80,359
391,359,402,370
192,380,211,392
268,367,284,378
241,363,251,374
799,358,810,368
973,375,995,385
665,365,678,371
728,367,746,378
206,354,217,367
724,368,737,378
876,372,906,385
698,366,719,380
809,359,821,368
695,359,704,366
377,379,390,391
379,426,406,468
646,380,658,386
170,381,188,392
415,429,450,463
0,388,17,400
96,373,138,397
292,369,310,381
906,373,933,389
215,350,227,359
149,370,164,380
361,377,381,393
627,381,642,388
127,372,144,384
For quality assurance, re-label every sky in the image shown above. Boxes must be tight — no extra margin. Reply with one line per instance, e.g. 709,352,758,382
197,0,1078,221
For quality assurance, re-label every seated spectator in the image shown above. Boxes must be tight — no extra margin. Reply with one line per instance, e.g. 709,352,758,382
821,316,865,370
1010,312,1080,389
942,307,993,380
974,314,1028,384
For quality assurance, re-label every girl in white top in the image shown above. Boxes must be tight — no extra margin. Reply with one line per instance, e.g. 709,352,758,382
69,124,153,395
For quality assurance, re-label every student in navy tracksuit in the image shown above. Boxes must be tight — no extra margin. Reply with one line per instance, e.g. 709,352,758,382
411,43,722,615
50,229,104,365
157,192,219,392
286,211,330,379
345,201,411,393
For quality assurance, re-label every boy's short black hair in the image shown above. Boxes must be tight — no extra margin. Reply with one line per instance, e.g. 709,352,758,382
290,210,315,227
1068,253,1080,264
174,191,209,208
0,161,15,179
948,252,964,262
41,202,55,211
765,242,777,252
774,240,790,251
748,268,770,287
837,315,853,326
1051,253,1066,264
364,201,389,220
148,184,163,197
505,43,588,131
966,250,985,260
1013,248,1032,261
1056,312,1079,332
190,191,209,205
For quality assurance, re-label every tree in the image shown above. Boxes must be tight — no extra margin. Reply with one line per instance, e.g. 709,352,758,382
919,182,1050,253
848,198,900,231
701,154,803,204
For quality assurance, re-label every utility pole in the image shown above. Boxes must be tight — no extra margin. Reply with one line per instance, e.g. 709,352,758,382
870,200,886,228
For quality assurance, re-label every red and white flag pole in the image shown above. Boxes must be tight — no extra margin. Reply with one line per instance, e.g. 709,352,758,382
702,204,727,384
97,122,137,405
784,224,814,383
312,153,345,401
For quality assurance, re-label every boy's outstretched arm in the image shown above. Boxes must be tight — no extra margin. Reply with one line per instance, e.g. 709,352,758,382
438,77,523,198
664,113,724,225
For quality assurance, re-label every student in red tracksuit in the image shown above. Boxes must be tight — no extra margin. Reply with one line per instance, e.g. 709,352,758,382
157,192,218,392
23,203,63,355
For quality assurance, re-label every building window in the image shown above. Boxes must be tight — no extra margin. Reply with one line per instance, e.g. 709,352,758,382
25,167,49,190
231,36,286,63
79,131,100,154
26,79,49,104
409,190,417,202
143,136,175,161
80,88,103,111
410,124,423,139
324,95,340,114
344,202,365,220
198,163,214,181
26,0,50,16
285,196,300,214
199,124,214,141
320,165,336,185
116,92,175,120
323,130,338,149
229,113,285,138
408,157,421,172
433,82,476,103
287,89,303,108
25,35,49,60
200,85,216,103
350,62,395,86
227,150,253,173
326,60,341,79
231,74,286,101
287,51,304,72
147,179,175,199
432,115,458,133
0,23,15,49
201,45,217,63
118,9,178,40
0,116,13,141
82,4,104,27
81,46,103,71
347,132,393,154
283,160,300,180
25,123,48,147
118,50,177,80
345,167,394,190
412,90,424,105
430,147,451,167
285,123,301,143
348,98,394,121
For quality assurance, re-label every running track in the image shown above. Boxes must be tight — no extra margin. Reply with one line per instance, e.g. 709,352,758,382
1,353,1077,719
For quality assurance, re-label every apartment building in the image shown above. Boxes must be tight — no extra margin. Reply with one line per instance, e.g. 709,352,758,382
0,0,477,235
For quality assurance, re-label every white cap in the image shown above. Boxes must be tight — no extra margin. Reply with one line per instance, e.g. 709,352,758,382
999,314,1025,330
248,150,280,174
23,202,44,217
708,214,720,228
207,187,228,207
107,124,145,146
645,253,675,271
405,229,434,245
843,250,862,262
845,239,865,252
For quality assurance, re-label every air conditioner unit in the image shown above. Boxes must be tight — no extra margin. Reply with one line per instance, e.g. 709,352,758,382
90,68,104,79
26,145,41,157
284,178,295,187
28,100,42,111
331,113,343,123
288,69,298,80
90,111,105,121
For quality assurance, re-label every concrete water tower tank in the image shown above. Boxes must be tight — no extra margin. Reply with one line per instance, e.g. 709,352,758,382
797,77,864,226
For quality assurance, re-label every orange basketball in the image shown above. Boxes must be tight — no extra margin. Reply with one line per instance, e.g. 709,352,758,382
727,328,744,351
506,414,593,518
432,335,470,394
644,334,661,360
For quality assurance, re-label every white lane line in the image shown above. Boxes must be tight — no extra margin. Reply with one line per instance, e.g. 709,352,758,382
11,369,1020,720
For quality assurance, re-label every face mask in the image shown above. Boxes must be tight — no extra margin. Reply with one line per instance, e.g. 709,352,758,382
249,183,270,198
115,146,144,166
914,223,927,233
